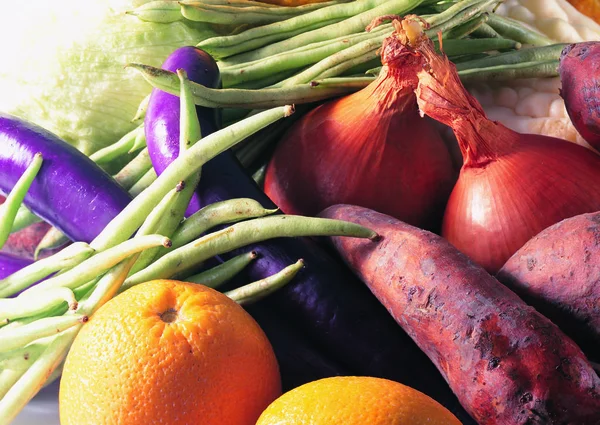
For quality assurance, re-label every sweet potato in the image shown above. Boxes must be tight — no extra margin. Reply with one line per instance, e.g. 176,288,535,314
321,204,600,425
497,212,600,362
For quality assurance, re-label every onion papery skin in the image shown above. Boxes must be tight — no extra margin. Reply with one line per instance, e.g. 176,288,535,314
442,134,600,273
264,56,456,231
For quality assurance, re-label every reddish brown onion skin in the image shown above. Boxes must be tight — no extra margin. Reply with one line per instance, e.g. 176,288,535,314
264,53,456,232
441,132,600,274
322,204,600,425
559,42,600,151
497,211,600,362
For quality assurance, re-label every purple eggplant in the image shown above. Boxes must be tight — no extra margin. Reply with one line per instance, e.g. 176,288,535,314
145,46,221,214
0,252,32,279
144,46,476,423
0,113,132,242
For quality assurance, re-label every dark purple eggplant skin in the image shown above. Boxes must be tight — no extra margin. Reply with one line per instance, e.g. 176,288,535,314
145,46,221,214
0,113,132,242
0,252,32,280
144,47,476,423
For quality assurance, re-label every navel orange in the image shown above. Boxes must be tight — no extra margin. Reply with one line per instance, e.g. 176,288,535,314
255,376,462,425
59,279,281,425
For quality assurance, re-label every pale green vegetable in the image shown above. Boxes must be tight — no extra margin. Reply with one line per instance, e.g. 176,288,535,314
0,0,217,155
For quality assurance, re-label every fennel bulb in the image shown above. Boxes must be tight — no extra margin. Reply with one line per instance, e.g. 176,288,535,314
0,0,216,155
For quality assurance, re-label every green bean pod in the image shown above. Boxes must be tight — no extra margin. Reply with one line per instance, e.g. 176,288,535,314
0,288,77,324
89,125,144,164
184,251,258,288
486,13,555,46
455,43,567,71
129,64,360,108
0,315,87,354
10,206,42,234
181,2,319,25
0,343,46,372
91,106,293,252
197,0,394,59
225,258,304,304
123,215,376,287
128,168,158,197
0,326,80,425
0,242,95,298
457,59,559,82
0,153,43,250
168,198,279,252
131,93,151,123
113,147,153,190
126,1,183,23
33,227,69,260
23,235,170,294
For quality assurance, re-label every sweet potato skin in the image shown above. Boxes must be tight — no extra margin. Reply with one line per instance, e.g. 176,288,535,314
497,212,600,362
321,204,600,425
559,42,600,151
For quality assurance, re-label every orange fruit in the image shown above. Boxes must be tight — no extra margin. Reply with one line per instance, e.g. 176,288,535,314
567,0,600,23
256,376,462,425
59,279,281,425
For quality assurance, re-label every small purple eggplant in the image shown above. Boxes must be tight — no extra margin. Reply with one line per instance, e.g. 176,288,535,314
0,113,132,242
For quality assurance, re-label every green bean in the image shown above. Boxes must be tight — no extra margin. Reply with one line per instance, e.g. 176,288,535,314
91,106,293,252
457,59,559,82
0,287,77,324
200,0,282,7
451,52,490,63
200,17,344,60
0,369,23,401
181,1,330,25
168,198,278,252
0,326,79,425
23,235,170,294
130,70,203,274
426,0,489,28
312,48,379,80
426,0,501,37
442,12,489,40
365,65,382,76
126,1,183,23
0,315,86,354
113,147,153,190
128,167,158,197
131,94,151,123
129,64,361,108
184,251,258,288
124,215,377,287
0,153,43,250
0,242,95,298
10,206,42,234
128,188,182,274
33,227,69,260
486,13,555,46
177,69,202,153
89,125,144,164
0,344,46,372
472,22,501,38
220,23,392,86
220,22,389,72
435,37,521,57
230,68,302,90
283,36,382,86
455,43,567,71
225,259,304,304
197,0,396,59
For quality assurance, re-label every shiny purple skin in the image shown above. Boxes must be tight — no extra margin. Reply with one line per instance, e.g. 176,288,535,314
0,252,32,279
0,113,132,242
144,48,475,423
145,46,221,213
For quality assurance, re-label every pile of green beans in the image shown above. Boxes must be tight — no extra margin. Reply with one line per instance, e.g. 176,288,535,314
0,74,378,425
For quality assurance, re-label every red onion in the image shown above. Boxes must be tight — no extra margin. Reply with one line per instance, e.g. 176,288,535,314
403,20,600,273
264,22,456,232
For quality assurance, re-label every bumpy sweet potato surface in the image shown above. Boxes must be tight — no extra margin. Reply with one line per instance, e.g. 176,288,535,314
497,212,600,362
322,204,600,425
